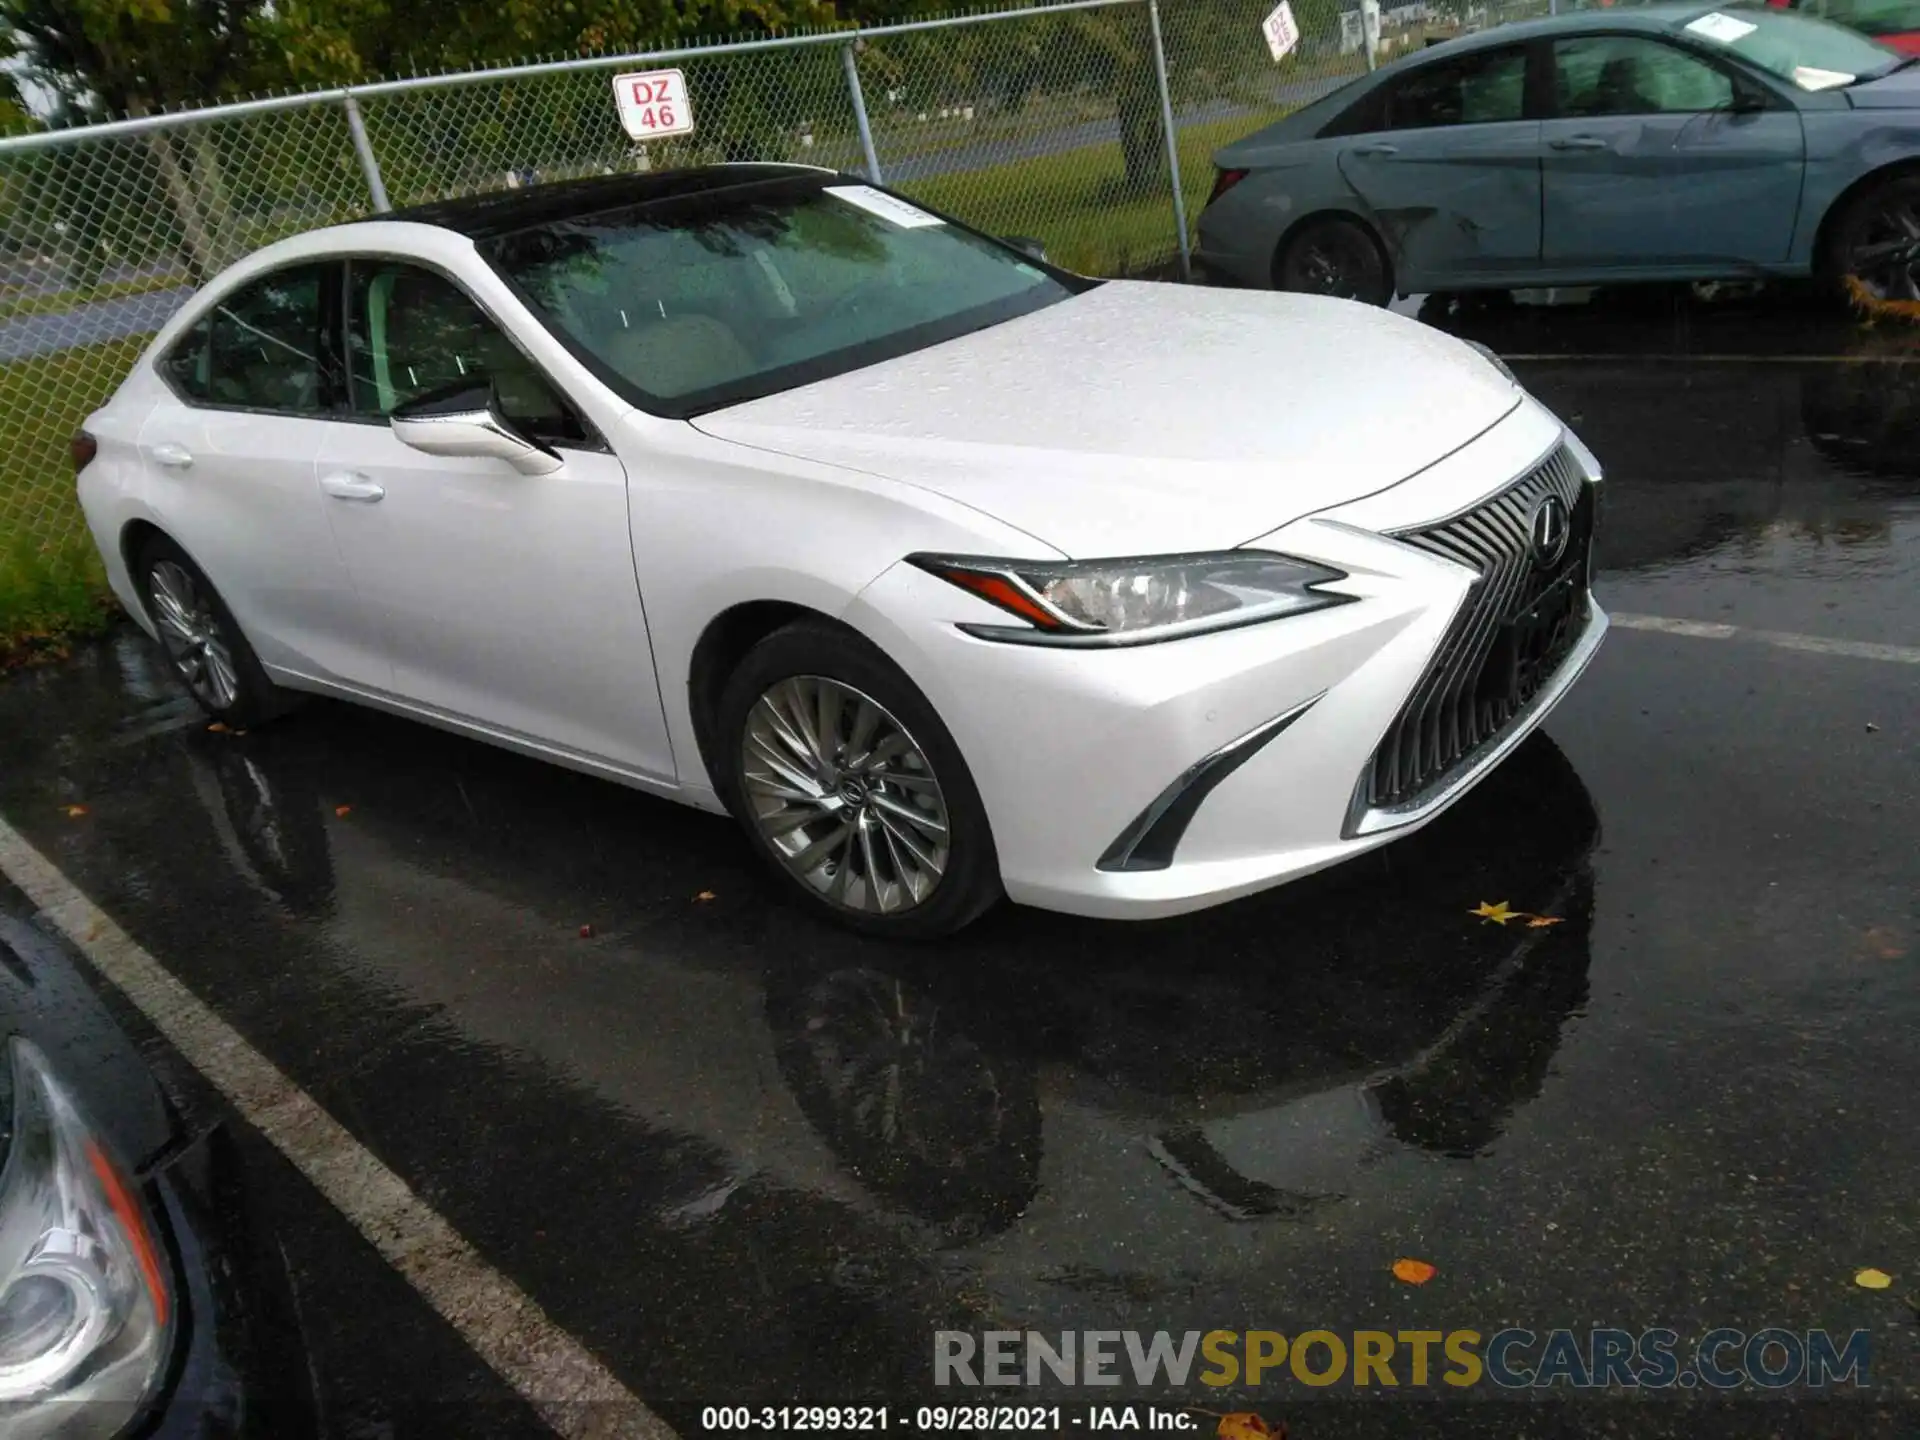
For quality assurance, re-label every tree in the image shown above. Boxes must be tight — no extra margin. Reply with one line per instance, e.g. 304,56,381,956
0,0,269,119
251,0,838,88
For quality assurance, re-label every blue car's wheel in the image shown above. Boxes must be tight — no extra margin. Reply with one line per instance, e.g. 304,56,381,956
1276,217,1392,307
1823,174,1920,304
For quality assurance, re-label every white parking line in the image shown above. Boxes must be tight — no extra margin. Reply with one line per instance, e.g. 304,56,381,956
0,818,678,1440
1611,612,1920,666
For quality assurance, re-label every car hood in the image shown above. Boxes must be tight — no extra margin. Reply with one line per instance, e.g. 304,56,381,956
1845,64,1920,106
0,911,173,1169
692,282,1522,556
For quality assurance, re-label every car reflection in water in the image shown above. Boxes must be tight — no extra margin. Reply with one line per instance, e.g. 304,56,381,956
168,656,1598,1315
1799,325,1920,482
767,731,1594,1269
1414,285,1919,577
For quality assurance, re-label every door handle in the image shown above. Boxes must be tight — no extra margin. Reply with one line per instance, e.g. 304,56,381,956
149,442,193,469
320,471,385,502
1350,142,1400,157
1549,135,1610,151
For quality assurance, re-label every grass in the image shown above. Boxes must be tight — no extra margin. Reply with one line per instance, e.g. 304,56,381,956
0,335,146,664
902,111,1283,276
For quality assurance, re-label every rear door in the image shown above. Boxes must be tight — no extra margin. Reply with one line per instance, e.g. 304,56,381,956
136,263,392,687
1539,33,1806,269
1333,41,1543,288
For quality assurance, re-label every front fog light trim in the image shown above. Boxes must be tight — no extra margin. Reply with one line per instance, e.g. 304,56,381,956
1097,693,1323,872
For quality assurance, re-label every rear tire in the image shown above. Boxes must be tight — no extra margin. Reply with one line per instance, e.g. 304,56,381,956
1819,173,1920,305
133,534,297,728
715,619,1002,939
1276,216,1393,306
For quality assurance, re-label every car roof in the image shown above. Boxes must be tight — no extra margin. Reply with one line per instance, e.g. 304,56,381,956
380,162,839,239
1432,0,1722,51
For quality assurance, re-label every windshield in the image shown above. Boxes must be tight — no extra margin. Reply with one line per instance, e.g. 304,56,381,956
483,176,1076,417
1795,0,1920,39
1677,6,1902,87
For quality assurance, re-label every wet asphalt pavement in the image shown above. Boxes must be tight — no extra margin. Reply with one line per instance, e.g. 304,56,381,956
0,286,1917,1438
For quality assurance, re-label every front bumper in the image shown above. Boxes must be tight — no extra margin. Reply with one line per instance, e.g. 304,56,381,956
844,398,1604,921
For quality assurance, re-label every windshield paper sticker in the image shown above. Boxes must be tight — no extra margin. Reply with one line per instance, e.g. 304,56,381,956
1793,65,1855,89
1684,11,1757,42
825,185,946,228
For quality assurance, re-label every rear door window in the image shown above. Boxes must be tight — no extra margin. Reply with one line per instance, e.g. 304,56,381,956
162,265,333,413
1381,44,1530,129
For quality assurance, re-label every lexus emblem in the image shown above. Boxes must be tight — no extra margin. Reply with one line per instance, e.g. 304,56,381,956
1529,494,1572,567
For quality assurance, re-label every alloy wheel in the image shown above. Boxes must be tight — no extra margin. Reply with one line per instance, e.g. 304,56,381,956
740,675,950,915
1298,239,1354,295
148,560,241,710
1845,196,1920,302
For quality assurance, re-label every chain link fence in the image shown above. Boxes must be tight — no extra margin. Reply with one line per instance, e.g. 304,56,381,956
0,0,1552,645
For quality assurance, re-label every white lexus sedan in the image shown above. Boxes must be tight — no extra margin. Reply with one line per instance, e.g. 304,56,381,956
75,163,1607,937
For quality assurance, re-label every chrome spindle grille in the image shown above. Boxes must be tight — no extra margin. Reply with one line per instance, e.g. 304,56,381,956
1364,445,1594,812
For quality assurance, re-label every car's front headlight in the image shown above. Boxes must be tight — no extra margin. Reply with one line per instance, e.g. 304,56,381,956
0,1038,172,1437
908,551,1351,646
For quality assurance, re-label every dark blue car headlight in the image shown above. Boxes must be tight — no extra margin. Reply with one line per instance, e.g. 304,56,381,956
0,1038,171,1434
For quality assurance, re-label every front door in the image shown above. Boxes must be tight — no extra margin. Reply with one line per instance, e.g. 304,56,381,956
1540,34,1807,270
315,259,675,780
1335,41,1543,288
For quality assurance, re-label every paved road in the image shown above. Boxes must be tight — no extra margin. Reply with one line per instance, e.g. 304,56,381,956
0,285,193,361
1,291,1916,1434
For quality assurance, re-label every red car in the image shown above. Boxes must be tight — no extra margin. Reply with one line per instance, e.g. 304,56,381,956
1771,0,1920,55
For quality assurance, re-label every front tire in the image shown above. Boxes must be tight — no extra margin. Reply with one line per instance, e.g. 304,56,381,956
133,534,295,728
1276,216,1393,306
714,620,1002,938
1820,173,1920,305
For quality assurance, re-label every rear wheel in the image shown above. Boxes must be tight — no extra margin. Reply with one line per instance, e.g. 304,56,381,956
715,620,1002,938
133,535,295,728
1276,216,1393,306
1821,174,1920,304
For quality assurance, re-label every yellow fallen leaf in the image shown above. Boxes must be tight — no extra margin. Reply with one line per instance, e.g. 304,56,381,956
1392,1257,1437,1285
1863,926,1906,960
61,804,87,818
1469,900,1517,925
206,721,230,733
1526,914,1565,928
1855,1267,1893,1290
1216,1416,1282,1440
333,804,353,818
693,890,717,902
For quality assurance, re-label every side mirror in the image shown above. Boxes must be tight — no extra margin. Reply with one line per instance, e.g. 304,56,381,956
1002,235,1049,263
389,382,563,476
1730,87,1769,114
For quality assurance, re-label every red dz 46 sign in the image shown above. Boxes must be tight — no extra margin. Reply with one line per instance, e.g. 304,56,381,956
613,69,695,139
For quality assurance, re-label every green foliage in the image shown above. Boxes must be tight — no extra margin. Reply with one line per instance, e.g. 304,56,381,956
0,0,266,118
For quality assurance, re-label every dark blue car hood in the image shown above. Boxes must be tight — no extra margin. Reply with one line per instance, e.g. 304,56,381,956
0,908,174,1171
1846,63,1920,107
